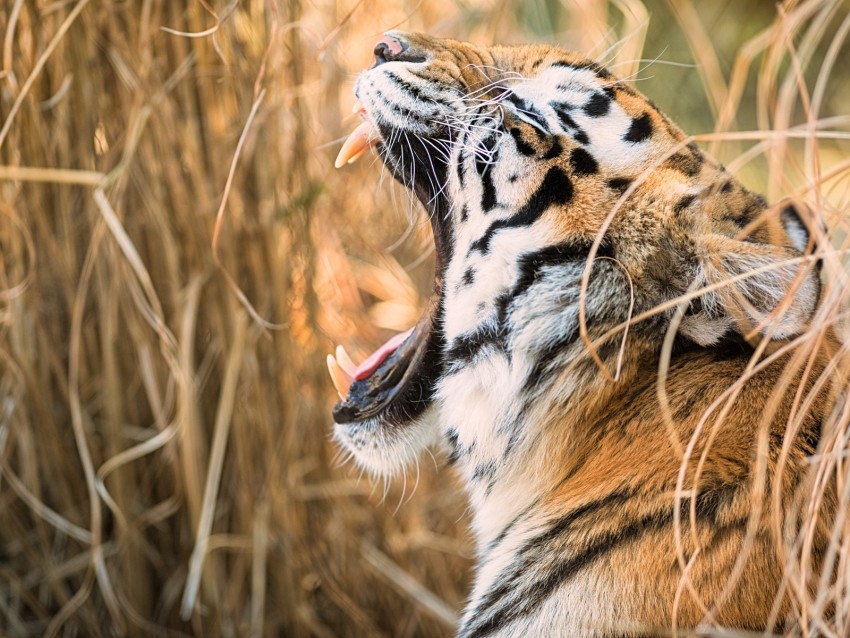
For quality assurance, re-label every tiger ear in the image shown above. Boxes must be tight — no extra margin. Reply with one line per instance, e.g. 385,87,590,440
680,204,821,346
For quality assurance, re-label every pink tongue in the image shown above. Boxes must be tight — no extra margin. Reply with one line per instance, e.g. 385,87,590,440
354,328,415,381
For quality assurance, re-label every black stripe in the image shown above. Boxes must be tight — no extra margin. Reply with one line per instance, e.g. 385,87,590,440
583,91,611,117
390,72,454,111
445,323,504,365
521,326,580,391
463,484,750,638
463,508,673,638
379,94,426,124
475,134,500,212
510,240,610,307
445,427,460,464
550,59,613,79
624,112,653,143
665,150,703,177
607,176,632,192
551,103,590,144
674,194,696,214
505,94,551,133
461,267,475,286
781,204,811,242
708,517,749,552
386,72,426,101
728,195,765,229
446,428,461,465
569,147,598,175
692,483,741,524
551,103,578,131
799,419,822,456
469,166,573,254
529,490,635,550
469,491,636,626
474,134,499,175
484,502,538,555
541,139,563,160
509,127,535,156
495,242,613,390
481,166,498,212
472,461,497,482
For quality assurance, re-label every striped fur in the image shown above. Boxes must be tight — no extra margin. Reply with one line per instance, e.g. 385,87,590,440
334,32,834,636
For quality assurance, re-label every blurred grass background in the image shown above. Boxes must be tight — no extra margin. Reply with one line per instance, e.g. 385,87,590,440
1,0,848,636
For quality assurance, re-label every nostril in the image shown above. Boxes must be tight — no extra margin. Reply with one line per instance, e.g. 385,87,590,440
373,42,391,65
372,34,407,66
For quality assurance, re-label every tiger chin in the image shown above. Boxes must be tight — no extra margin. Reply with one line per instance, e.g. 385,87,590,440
327,32,837,637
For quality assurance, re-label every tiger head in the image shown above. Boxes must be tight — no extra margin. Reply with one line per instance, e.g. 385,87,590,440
329,33,821,495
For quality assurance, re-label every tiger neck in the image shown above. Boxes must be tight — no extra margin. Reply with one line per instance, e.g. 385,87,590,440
437,328,653,546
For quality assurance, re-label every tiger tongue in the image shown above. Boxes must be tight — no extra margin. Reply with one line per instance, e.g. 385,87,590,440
334,120,376,168
354,328,415,380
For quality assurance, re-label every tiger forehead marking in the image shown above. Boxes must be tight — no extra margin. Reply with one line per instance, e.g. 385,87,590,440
330,32,829,637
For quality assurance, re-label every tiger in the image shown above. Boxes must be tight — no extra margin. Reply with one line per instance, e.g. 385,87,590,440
327,32,839,637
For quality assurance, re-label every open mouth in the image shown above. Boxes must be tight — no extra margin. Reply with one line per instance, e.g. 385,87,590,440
328,105,445,425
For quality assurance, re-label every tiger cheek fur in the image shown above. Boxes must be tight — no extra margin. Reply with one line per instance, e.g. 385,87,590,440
332,31,831,637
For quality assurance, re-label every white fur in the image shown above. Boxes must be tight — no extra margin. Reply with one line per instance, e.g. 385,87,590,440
333,404,441,478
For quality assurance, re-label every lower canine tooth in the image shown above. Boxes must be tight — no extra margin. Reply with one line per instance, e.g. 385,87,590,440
326,354,353,399
335,345,357,376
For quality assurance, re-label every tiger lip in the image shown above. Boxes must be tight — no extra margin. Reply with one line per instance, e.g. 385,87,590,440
326,329,414,400
329,314,437,425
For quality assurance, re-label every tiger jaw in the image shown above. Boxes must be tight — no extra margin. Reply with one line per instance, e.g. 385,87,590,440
330,100,450,432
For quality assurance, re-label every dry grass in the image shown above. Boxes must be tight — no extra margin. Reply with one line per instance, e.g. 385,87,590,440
0,0,848,636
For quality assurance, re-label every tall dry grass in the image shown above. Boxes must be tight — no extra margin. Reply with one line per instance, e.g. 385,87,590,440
0,0,848,636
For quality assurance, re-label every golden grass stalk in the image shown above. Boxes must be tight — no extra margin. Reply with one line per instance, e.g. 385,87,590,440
0,1,848,636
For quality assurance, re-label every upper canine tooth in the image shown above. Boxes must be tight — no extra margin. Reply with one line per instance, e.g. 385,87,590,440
347,146,369,165
335,120,375,168
351,100,363,115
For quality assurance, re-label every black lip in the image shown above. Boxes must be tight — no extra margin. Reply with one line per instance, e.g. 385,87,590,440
332,288,444,424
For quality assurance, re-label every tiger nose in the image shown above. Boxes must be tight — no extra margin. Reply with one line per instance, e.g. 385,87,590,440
373,34,407,65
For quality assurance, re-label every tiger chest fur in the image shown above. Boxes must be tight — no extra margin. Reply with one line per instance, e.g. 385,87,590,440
327,32,831,637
